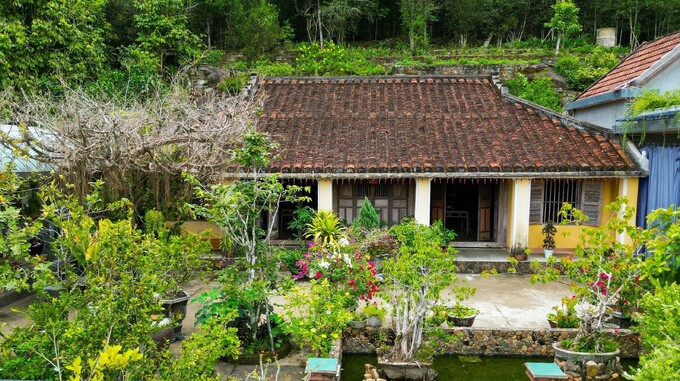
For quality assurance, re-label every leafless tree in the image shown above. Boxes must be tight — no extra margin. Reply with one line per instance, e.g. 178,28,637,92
0,77,260,212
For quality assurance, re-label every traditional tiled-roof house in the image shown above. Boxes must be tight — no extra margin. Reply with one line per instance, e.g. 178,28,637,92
565,31,680,226
236,76,646,251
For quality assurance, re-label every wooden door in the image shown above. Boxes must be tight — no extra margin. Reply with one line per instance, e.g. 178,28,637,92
478,184,492,241
430,183,445,224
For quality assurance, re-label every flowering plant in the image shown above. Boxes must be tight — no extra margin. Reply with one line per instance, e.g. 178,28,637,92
533,198,650,352
282,279,353,357
547,296,580,328
293,240,379,304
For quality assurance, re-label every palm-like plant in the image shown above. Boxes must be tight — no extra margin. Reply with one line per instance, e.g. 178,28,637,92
305,209,346,247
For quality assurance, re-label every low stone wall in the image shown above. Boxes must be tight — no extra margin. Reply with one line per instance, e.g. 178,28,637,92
343,327,640,359
391,64,533,80
455,260,564,274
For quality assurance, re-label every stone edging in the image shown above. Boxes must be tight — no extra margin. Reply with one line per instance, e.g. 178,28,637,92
342,327,640,358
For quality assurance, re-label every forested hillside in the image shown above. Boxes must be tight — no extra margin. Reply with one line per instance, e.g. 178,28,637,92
1,0,679,91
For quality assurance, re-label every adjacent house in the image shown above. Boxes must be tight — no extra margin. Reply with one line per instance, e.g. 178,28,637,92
227,75,646,252
565,31,680,226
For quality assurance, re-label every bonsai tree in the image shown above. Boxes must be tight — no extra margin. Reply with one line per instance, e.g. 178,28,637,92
532,198,651,352
189,132,309,354
542,221,556,250
381,219,457,362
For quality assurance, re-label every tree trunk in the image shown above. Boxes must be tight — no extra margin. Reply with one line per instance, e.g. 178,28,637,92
555,33,562,56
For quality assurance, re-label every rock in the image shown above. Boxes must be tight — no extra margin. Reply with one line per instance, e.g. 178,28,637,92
586,360,599,378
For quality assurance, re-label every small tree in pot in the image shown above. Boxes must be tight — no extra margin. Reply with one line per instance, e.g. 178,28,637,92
542,221,557,258
380,219,457,366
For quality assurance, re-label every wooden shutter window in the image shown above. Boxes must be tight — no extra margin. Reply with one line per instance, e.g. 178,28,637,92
529,180,544,224
581,181,603,226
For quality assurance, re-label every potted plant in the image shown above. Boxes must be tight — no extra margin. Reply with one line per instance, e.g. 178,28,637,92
348,309,367,329
144,209,210,341
363,303,387,328
511,244,528,261
541,221,556,258
446,302,480,328
547,296,579,328
378,219,457,380
445,285,479,327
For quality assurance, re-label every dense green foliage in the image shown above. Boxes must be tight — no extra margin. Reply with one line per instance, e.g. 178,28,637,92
625,284,680,380
505,74,563,111
554,47,620,90
4,0,680,88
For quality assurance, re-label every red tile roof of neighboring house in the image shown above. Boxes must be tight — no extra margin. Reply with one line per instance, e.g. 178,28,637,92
577,31,680,100
251,76,639,178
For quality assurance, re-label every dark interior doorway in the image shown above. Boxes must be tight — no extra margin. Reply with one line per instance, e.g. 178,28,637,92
431,180,496,242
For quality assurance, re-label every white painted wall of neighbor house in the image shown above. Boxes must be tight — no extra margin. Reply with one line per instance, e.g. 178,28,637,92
510,179,531,249
572,99,629,129
317,179,333,211
644,56,680,93
572,57,680,129
414,178,431,226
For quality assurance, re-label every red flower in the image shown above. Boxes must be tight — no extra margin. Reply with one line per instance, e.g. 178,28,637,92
349,279,355,286
315,271,322,279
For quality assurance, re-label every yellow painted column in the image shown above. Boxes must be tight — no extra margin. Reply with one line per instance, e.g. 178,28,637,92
617,177,640,243
317,179,333,211
510,178,531,249
414,178,431,226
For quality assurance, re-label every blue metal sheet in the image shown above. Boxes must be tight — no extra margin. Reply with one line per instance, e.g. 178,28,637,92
525,362,568,378
306,358,338,373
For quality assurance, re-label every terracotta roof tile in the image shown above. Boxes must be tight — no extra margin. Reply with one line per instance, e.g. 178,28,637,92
256,76,637,176
577,31,680,100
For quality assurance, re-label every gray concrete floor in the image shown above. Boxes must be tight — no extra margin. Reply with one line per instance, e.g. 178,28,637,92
0,273,572,380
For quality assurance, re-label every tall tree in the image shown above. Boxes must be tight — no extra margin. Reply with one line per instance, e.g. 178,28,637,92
400,0,438,50
546,0,582,55
130,0,202,74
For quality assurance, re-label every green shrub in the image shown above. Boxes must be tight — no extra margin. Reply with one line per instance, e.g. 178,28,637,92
554,47,619,91
294,41,387,76
217,76,245,94
630,90,680,116
254,59,295,76
352,197,381,232
626,284,680,380
505,74,563,111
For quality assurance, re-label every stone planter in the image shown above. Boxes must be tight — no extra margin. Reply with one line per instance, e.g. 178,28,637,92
552,342,622,380
377,359,436,381
366,315,383,328
606,311,633,329
447,314,477,327
160,290,190,341
348,320,367,329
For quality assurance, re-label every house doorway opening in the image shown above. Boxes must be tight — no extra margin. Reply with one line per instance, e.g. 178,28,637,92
430,180,497,242
276,181,318,239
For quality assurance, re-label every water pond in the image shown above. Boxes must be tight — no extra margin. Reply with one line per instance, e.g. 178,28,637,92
341,354,638,381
